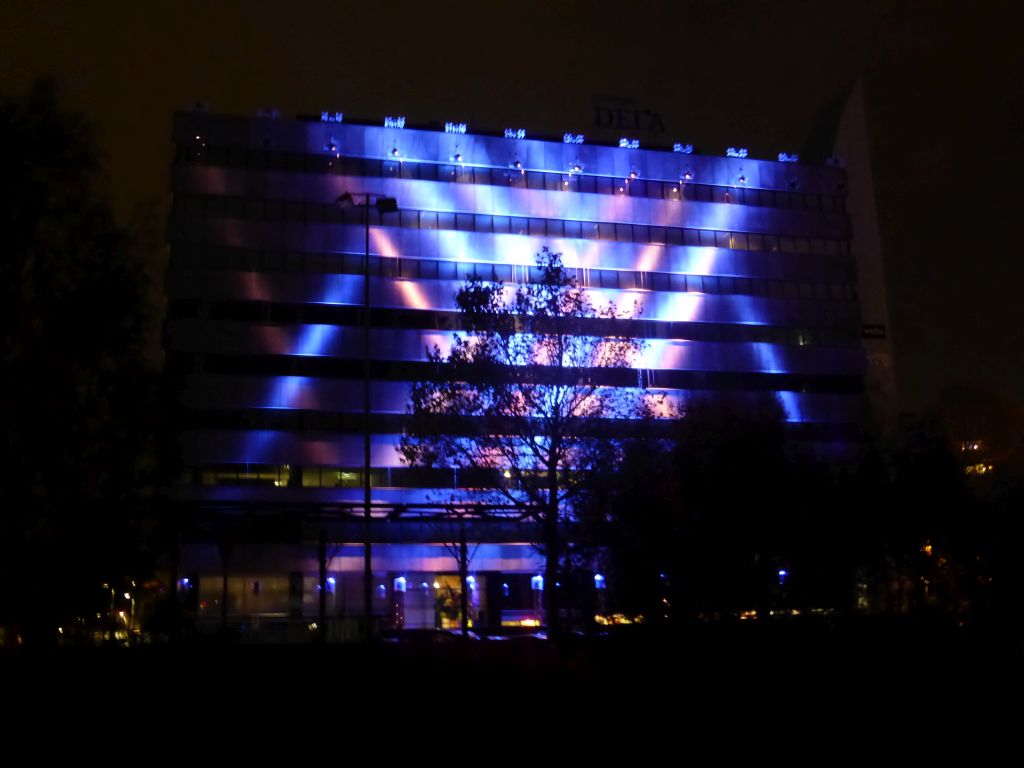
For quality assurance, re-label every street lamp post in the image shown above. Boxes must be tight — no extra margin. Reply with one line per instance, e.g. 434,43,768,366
336,191,398,639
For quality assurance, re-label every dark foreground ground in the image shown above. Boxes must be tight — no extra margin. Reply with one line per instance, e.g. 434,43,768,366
4,618,1020,742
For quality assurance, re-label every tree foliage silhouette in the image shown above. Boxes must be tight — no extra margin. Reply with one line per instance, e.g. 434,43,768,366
399,248,649,630
0,80,157,642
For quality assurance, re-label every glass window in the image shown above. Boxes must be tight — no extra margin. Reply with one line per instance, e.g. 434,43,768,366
794,238,810,254
564,220,582,239
666,228,683,245
438,261,458,281
419,260,438,279
546,219,564,237
732,232,749,250
763,234,779,252
400,210,419,228
683,229,699,246
747,232,764,251
527,172,545,190
492,216,510,234
687,275,703,292
616,223,632,242
650,272,669,291
699,230,716,247
420,211,438,230
456,213,474,231
650,226,667,245
577,175,595,194
476,214,493,233
594,176,614,195
703,275,719,293
511,217,528,235
529,218,545,236
437,212,455,230
582,221,601,240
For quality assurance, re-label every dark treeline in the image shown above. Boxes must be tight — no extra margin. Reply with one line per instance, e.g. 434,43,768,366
576,391,1024,632
0,80,169,644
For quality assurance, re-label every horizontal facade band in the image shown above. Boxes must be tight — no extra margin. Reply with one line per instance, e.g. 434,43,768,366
176,405,868,435
175,143,846,215
170,240,857,287
173,112,848,196
164,274,858,328
166,300,860,348
165,320,867,376
167,255,857,308
167,352,866,394
176,424,864,468
171,169,850,241
178,374,868,422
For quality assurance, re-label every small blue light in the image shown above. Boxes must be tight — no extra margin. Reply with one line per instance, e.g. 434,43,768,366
181,578,190,586
421,581,429,589
378,583,386,592
531,575,544,592
466,575,476,590
502,582,510,597
327,577,336,585
594,573,606,590
726,147,749,158
394,576,407,593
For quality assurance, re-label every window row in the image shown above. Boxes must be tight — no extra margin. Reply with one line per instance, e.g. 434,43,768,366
171,247,858,302
167,298,862,348
177,141,846,214
172,194,851,258
169,353,866,394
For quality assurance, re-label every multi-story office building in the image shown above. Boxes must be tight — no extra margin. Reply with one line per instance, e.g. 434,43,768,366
165,105,889,636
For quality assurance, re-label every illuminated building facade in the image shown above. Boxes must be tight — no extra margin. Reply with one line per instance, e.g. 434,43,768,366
165,107,887,636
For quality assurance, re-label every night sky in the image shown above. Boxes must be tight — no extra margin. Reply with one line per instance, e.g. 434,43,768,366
3,0,1021,412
